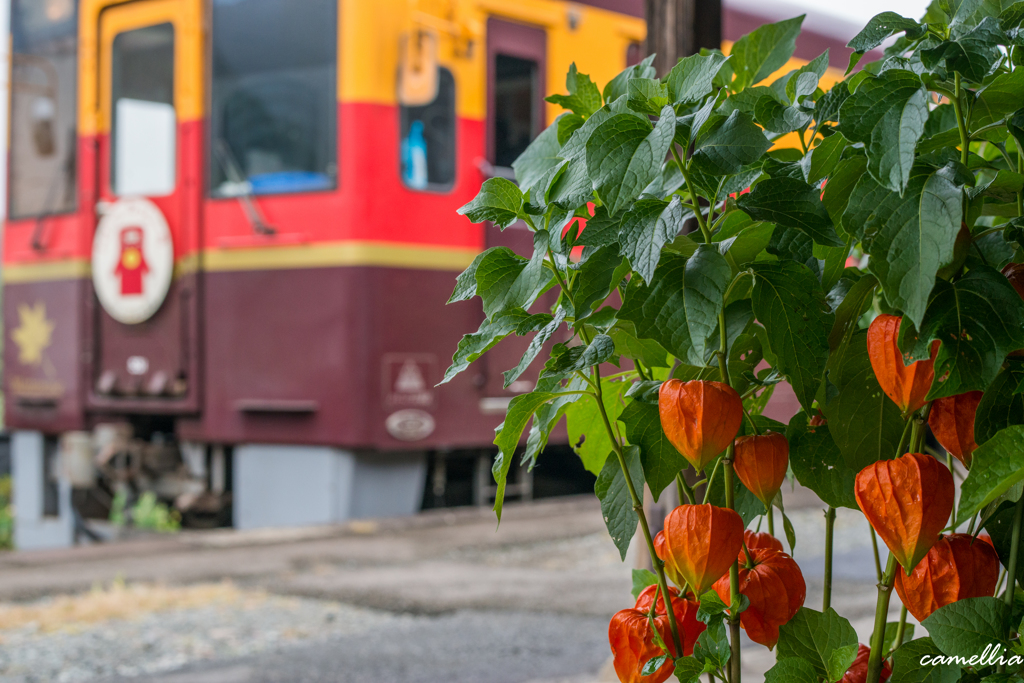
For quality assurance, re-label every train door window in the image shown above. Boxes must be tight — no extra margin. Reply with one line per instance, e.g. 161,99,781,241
399,68,456,191
111,24,176,197
8,0,78,219
486,19,546,174
210,0,338,196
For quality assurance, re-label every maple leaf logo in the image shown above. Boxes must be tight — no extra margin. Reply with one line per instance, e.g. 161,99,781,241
11,302,55,366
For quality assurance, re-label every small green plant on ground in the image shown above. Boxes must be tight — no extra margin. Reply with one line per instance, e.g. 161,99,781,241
0,475,12,549
110,491,180,534
446,2,1024,681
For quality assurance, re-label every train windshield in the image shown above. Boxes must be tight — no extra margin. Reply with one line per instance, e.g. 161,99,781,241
210,0,338,197
8,0,79,219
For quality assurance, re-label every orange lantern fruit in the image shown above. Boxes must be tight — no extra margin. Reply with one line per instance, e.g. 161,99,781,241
659,379,743,471
867,314,939,415
712,547,806,649
841,644,892,683
608,585,706,683
1003,262,1024,300
928,391,983,468
733,431,789,506
855,452,955,573
894,532,1000,622
656,504,744,595
634,585,706,657
744,529,783,553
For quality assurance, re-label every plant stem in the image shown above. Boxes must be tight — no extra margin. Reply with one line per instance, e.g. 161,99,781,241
823,506,836,612
866,555,899,683
702,458,722,504
893,605,909,653
672,145,712,242
716,307,741,683
723,444,743,683
952,73,970,166
592,364,685,658
895,416,913,455
766,506,775,536
998,493,1024,673
870,527,883,583
677,472,696,505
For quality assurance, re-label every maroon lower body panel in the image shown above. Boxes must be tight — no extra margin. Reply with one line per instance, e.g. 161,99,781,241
176,264,543,450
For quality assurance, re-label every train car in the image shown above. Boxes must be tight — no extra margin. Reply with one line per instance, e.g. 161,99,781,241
3,0,855,547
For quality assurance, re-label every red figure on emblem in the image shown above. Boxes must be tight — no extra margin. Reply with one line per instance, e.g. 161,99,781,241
114,227,149,296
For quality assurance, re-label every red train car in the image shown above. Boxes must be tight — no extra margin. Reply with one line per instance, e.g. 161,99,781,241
3,0,854,546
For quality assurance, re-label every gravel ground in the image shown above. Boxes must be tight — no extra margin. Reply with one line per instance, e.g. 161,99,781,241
0,591,407,683
0,492,890,683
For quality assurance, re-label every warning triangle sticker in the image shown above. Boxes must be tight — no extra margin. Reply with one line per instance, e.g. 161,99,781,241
395,360,426,393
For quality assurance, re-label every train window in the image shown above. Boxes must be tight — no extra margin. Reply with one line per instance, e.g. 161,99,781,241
111,24,177,197
399,68,456,191
8,0,78,219
210,0,338,196
493,56,538,169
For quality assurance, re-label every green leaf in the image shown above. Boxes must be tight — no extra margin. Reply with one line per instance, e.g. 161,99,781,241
787,411,859,509
848,12,924,52
787,51,830,104
865,163,964,330
750,261,834,412
828,274,878,352
673,657,706,683
457,177,525,227
737,177,844,247
619,249,730,366
764,658,819,683
921,17,1006,82
815,81,852,125
586,107,676,216
448,250,489,304
983,498,1024,591
503,308,568,388
595,445,644,560
883,622,915,654
556,113,585,146
549,106,614,210
730,15,805,90
957,424,1024,521
890,637,963,683
975,363,1024,445
902,267,1024,401
631,568,659,600
665,52,730,104
618,196,687,282
822,156,869,238
566,377,628,474
545,63,603,117
755,96,813,136
603,53,657,104
641,654,670,676
573,246,628,321
627,77,670,116
493,391,558,520
513,118,568,203
691,110,772,177
972,69,1024,129
475,235,553,319
523,376,588,468
922,597,1010,658
821,331,906,470
692,619,731,669
806,133,849,186
838,69,928,193
619,399,687,502
776,607,859,683
439,308,532,384
610,321,671,368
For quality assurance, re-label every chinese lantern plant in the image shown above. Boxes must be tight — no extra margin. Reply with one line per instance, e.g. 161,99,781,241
443,3,1024,681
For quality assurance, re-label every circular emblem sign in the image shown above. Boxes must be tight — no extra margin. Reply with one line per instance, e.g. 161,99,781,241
92,198,174,325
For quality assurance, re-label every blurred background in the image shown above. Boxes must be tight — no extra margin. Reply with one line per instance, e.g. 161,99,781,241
0,0,928,682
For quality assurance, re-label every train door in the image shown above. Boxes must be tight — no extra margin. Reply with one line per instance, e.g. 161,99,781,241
86,0,203,412
481,18,548,399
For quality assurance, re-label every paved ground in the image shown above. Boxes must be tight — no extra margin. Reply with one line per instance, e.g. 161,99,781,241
0,491,895,683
